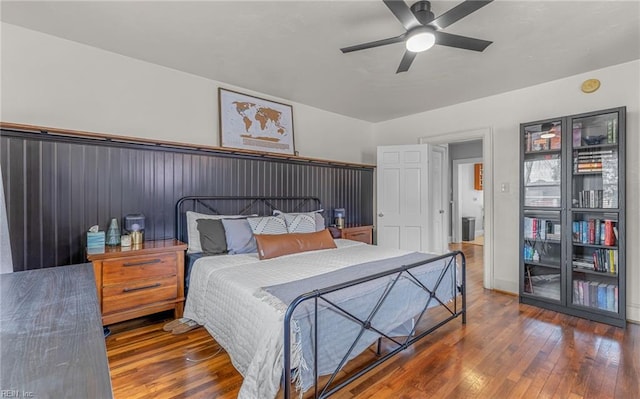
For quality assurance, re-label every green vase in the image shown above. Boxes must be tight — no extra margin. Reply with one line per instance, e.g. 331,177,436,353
106,218,121,246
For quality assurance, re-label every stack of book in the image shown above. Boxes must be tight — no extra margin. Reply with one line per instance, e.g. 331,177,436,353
572,280,618,312
571,219,617,246
573,149,613,174
572,249,618,274
524,217,560,240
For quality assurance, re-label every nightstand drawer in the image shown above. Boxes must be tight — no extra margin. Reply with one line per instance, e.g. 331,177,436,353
102,275,177,314
102,253,176,285
343,226,373,244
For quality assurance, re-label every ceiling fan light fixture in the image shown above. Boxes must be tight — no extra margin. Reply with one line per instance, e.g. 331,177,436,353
406,28,436,52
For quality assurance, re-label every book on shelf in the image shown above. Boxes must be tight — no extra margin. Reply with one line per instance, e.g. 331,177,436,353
573,249,617,274
572,123,582,147
577,190,605,208
524,217,560,241
572,279,618,312
524,266,533,293
606,119,618,144
572,219,617,245
549,135,561,150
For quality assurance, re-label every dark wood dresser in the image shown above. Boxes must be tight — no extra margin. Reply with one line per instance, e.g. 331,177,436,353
0,263,113,398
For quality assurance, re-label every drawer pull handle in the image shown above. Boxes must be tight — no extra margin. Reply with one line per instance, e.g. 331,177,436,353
123,259,162,267
123,283,161,293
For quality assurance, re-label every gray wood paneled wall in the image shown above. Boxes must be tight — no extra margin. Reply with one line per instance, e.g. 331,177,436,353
0,130,374,271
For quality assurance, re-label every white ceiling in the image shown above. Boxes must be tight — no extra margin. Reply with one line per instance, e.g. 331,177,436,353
2,0,639,123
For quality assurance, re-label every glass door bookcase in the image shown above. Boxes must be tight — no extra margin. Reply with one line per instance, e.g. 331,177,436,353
520,107,626,327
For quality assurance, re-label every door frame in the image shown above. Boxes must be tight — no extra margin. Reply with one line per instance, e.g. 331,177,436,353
429,144,449,254
419,127,494,290
452,156,483,243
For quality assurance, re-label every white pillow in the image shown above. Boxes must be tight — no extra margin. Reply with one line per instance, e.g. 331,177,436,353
283,213,318,234
274,210,325,232
186,211,247,253
247,216,288,235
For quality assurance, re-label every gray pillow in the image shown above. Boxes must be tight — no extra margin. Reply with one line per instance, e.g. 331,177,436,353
221,218,257,254
196,219,227,255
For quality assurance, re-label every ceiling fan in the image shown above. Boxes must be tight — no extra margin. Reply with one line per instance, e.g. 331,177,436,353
340,0,494,73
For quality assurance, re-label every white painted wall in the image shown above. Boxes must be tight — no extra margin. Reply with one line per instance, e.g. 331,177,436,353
0,23,375,164
458,162,484,238
373,60,640,322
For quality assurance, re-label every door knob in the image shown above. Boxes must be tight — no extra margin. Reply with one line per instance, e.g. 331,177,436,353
378,212,384,217
439,210,445,214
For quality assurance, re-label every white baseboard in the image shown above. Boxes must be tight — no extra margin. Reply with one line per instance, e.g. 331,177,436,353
627,303,640,323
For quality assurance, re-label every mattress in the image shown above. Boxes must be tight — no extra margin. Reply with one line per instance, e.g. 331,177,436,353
183,239,453,398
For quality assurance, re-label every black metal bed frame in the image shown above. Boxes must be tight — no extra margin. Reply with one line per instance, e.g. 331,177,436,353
174,196,466,399
175,195,324,242
283,250,466,398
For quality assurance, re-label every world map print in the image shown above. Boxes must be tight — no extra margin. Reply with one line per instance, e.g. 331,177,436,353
219,89,294,155
233,101,286,136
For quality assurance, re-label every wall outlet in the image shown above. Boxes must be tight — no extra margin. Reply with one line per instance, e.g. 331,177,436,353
501,183,510,193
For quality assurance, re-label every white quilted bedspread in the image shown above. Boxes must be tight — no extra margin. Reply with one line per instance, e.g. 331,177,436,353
183,240,413,399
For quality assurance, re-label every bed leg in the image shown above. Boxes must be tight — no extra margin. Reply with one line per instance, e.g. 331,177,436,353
376,337,382,356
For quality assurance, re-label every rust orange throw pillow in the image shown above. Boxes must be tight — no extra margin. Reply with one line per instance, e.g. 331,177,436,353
254,229,337,260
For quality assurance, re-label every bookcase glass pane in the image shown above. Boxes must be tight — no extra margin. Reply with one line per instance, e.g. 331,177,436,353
523,154,561,207
524,121,562,153
523,210,561,301
572,147,618,209
571,210,619,313
571,112,619,209
572,112,618,148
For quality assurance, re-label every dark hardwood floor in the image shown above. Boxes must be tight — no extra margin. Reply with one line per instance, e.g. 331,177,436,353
106,243,639,398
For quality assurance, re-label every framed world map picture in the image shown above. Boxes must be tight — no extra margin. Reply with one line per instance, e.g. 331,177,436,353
218,88,295,155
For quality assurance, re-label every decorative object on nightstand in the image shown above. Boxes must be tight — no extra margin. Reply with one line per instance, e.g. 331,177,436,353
105,218,120,246
87,239,187,326
86,225,105,251
124,214,145,244
334,208,345,229
120,234,131,247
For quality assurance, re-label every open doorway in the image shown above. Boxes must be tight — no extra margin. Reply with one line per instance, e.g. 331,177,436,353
419,128,494,290
450,142,484,245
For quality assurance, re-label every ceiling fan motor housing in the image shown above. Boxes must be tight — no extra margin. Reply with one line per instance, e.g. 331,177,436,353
411,1,435,25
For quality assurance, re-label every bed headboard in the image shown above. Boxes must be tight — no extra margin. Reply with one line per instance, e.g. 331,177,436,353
175,196,323,244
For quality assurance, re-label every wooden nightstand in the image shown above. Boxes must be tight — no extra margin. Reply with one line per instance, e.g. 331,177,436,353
329,225,374,245
87,239,187,326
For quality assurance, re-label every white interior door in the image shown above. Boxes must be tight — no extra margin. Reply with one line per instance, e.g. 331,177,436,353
376,145,429,252
429,145,448,254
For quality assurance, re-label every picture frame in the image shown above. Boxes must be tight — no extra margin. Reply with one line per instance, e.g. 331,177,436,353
218,88,295,155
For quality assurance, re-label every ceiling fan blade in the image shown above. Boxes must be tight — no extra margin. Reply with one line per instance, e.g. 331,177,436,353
396,50,418,73
435,31,492,52
430,0,493,30
383,0,421,30
340,33,407,53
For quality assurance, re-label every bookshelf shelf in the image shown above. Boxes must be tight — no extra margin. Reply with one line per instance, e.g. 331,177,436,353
525,261,560,269
572,243,617,249
524,149,562,156
572,267,618,278
519,107,626,328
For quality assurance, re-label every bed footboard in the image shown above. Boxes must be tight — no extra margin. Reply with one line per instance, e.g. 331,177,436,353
283,250,466,399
